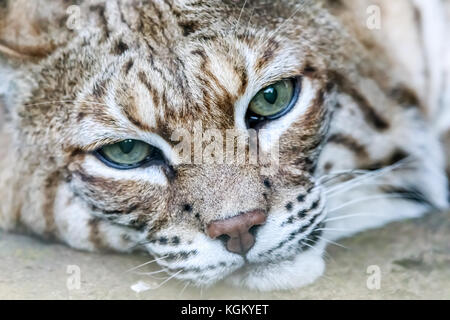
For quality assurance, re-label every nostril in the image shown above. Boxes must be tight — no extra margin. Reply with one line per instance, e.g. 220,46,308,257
216,234,230,245
248,225,260,238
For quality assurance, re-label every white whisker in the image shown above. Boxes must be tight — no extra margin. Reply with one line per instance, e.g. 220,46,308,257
316,236,348,249
324,157,415,196
133,269,168,276
263,0,312,46
317,169,372,185
328,194,414,214
302,236,334,261
125,255,169,273
142,275,169,280
301,240,333,261
178,281,190,298
316,227,351,232
151,270,183,290
327,182,404,198
234,0,248,33
23,100,108,107
324,212,381,222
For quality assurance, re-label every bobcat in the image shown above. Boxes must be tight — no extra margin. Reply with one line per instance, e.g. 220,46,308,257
0,0,449,291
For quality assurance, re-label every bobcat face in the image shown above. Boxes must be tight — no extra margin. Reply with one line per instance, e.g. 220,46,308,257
0,0,448,291
57,6,331,289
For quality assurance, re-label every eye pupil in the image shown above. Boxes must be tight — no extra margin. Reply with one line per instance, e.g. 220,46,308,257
119,139,135,154
263,86,278,104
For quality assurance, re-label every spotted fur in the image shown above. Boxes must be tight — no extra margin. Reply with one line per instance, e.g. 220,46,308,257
0,0,449,291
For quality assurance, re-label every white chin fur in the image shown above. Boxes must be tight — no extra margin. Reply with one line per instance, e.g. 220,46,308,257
225,249,325,291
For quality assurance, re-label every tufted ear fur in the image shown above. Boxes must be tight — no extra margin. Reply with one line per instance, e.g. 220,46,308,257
0,0,73,60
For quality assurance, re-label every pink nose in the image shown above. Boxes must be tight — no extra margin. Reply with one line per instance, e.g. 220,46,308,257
207,210,267,255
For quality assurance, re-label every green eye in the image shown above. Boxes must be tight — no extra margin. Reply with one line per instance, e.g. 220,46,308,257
97,140,156,169
248,79,297,118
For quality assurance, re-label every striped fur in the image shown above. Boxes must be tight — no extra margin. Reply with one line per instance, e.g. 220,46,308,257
0,0,449,291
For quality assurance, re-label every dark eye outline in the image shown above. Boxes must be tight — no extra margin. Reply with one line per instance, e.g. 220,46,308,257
93,140,166,170
245,77,302,129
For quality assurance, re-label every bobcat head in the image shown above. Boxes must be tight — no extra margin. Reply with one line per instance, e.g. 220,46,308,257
0,0,448,291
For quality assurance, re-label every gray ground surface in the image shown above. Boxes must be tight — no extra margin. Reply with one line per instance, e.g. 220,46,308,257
1,211,449,300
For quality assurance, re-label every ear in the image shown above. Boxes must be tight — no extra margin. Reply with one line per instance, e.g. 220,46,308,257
0,0,73,60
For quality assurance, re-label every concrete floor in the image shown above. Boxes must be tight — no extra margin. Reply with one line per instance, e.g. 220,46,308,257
1,211,449,300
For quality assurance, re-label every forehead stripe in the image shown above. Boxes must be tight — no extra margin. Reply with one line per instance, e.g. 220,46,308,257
328,71,390,131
